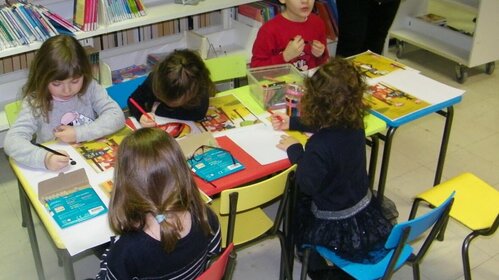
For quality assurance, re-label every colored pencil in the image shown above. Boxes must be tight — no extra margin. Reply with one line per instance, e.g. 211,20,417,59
129,97,157,125
35,143,76,165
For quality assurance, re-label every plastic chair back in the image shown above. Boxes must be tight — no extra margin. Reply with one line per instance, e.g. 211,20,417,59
197,243,235,280
4,100,22,126
204,54,247,83
385,191,455,248
218,164,296,215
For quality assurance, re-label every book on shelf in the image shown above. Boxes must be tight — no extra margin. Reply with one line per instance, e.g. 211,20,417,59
111,64,150,84
84,45,100,82
99,0,146,25
416,13,447,26
71,127,132,173
314,0,338,41
38,168,108,229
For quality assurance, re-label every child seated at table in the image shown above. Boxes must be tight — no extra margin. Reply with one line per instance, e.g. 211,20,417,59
250,0,329,71
4,35,125,171
274,58,393,279
96,128,221,279
127,49,217,127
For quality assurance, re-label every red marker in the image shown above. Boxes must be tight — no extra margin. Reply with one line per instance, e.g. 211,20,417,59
129,97,157,126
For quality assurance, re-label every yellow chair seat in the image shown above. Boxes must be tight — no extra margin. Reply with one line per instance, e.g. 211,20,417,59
210,198,273,247
417,172,499,230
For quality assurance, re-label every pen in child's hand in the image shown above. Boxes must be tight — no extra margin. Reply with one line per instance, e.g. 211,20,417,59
129,97,157,126
267,109,283,122
35,143,76,165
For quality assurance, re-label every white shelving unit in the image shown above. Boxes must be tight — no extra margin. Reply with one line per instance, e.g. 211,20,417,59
389,0,499,83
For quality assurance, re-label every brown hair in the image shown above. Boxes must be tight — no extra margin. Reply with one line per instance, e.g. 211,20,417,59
22,35,93,122
109,128,212,252
300,57,369,130
151,49,216,108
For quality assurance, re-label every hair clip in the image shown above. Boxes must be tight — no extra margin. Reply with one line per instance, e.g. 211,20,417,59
155,214,166,224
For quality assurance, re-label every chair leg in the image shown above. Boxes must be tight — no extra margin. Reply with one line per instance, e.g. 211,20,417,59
300,248,310,280
462,231,480,280
18,181,28,228
277,234,292,280
412,262,421,280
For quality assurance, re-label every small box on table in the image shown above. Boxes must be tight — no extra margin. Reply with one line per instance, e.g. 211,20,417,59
247,64,304,110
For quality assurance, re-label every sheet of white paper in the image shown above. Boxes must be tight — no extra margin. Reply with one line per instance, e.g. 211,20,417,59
368,70,465,104
225,123,288,165
16,142,114,256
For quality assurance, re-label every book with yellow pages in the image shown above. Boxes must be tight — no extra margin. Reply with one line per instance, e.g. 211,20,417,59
196,94,262,133
72,127,132,173
364,82,430,122
347,50,409,78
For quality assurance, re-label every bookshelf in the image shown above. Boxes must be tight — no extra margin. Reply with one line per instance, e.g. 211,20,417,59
389,0,499,83
0,0,257,58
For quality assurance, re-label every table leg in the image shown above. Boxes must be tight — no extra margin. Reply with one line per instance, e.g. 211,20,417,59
58,249,75,280
18,180,28,228
434,106,454,186
376,126,398,203
367,134,380,191
20,185,46,280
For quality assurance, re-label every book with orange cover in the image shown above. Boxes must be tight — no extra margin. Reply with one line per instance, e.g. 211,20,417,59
71,127,132,173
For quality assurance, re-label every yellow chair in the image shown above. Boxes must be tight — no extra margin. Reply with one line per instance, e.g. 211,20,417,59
204,54,248,86
4,100,22,126
209,164,297,280
409,172,499,280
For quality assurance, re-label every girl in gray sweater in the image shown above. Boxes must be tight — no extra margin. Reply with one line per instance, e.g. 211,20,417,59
4,35,124,170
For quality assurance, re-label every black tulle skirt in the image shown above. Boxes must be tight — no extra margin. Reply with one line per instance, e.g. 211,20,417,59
295,195,393,264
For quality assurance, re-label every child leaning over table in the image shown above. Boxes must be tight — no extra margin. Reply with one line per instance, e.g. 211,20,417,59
250,0,329,71
273,58,393,279
96,127,221,280
127,49,217,127
3,35,125,171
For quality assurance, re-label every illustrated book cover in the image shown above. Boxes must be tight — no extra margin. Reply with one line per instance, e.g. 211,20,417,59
196,94,262,133
71,127,132,173
364,82,430,121
188,147,245,182
348,50,409,78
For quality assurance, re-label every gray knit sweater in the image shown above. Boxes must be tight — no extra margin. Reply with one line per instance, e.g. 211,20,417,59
4,80,125,169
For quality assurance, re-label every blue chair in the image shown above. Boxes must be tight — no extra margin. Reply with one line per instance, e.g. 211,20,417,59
300,192,455,280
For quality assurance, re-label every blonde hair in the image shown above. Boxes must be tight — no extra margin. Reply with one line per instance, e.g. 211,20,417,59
22,35,93,122
300,57,369,130
109,128,212,252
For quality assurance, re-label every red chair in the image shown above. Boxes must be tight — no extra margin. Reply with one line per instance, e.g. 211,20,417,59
197,243,235,280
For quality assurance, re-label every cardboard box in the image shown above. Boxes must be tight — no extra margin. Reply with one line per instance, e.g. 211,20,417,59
38,168,107,229
247,64,304,110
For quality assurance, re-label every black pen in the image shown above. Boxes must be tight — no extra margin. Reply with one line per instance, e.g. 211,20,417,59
35,143,76,165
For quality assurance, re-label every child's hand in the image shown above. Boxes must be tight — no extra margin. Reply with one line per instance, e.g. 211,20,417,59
139,113,157,128
283,35,305,62
311,40,325,58
277,134,299,151
54,125,77,143
44,151,70,171
270,112,290,131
